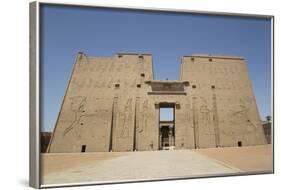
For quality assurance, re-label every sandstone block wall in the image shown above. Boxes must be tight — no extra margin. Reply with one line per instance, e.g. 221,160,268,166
181,55,266,147
47,53,266,153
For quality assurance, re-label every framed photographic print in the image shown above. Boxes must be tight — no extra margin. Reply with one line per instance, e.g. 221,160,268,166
29,1,274,188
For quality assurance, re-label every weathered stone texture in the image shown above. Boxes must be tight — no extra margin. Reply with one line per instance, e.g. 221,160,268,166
47,53,266,153
262,121,271,144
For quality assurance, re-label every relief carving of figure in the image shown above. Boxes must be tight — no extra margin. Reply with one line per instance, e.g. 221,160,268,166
63,97,94,139
199,98,212,135
107,76,113,88
119,98,133,138
186,99,192,122
228,98,256,129
139,99,148,133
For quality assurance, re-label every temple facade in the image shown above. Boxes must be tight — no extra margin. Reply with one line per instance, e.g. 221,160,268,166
47,52,266,153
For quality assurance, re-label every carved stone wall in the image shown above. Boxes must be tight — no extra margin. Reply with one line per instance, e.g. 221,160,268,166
47,53,266,153
181,55,266,147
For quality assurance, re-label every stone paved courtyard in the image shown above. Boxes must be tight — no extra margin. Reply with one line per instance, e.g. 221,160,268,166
41,145,272,186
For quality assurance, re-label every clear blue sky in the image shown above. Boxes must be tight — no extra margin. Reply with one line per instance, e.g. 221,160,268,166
41,4,271,132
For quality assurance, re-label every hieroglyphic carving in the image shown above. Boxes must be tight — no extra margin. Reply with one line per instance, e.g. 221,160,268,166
130,79,137,88
139,59,144,72
220,66,225,75
132,61,138,72
224,67,228,75
108,62,115,72
213,67,217,75
201,64,206,72
186,99,192,122
95,63,101,72
100,78,107,88
79,78,85,88
95,80,101,88
99,64,105,73
125,63,131,70
224,79,229,89
107,76,113,88
232,81,236,90
116,63,123,72
223,79,228,89
82,67,87,72
95,78,105,88
124,80,129,87
47,53,267,152
92,63,97,72
235,66,240,73
71,77,82,88
142,58,146,73
209,66,213,74
230,67,235,74
101,63,107,72
93,80,99,88
118,98,133,138
87,78,93,88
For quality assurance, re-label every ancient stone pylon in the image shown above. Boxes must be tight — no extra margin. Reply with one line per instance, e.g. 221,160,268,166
47,52,266,153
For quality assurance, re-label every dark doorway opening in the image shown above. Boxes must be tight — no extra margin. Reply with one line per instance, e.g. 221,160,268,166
81,145,86,152
159,103,175,150
161,126,170,147
238,141,242,147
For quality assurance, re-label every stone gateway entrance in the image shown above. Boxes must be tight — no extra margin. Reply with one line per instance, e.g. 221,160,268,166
159,122,175,150
47,52,267,153
158,102,175,150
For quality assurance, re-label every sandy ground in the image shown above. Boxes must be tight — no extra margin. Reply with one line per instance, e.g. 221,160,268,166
41,145,272,186
193,144,273,172
41,152,128,176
